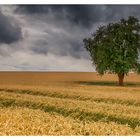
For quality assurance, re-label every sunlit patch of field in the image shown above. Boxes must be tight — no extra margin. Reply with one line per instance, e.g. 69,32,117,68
0,72,140,135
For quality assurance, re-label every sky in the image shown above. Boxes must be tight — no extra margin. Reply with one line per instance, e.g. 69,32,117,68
0,5,140,71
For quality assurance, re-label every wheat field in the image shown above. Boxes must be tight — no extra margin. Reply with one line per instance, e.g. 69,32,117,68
0,72,140,136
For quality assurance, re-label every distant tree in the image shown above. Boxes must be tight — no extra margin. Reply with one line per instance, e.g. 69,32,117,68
83,16,140,86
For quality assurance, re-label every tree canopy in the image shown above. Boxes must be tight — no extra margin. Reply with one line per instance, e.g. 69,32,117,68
83,16,140,86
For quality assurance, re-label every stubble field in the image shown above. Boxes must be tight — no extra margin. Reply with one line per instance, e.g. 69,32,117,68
0,72,140,136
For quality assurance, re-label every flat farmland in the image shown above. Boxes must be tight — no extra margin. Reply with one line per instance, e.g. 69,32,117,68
0,72,140,135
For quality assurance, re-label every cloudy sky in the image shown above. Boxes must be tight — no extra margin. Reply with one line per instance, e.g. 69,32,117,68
0,5,140,71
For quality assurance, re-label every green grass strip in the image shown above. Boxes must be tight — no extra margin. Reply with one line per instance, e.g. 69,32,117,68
0,97,139,129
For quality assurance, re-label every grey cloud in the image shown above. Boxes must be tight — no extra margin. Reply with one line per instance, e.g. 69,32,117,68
31,40,48,55
0,10,22,44
41,27,88,59
1,5,140,71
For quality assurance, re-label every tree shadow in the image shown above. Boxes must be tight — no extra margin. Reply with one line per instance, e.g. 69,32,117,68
75,81,140,87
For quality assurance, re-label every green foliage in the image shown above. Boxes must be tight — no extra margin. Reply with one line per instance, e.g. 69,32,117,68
84,16,140,75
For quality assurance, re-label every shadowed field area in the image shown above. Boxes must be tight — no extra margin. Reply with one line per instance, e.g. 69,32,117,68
76,81,140,87
0,72,140,135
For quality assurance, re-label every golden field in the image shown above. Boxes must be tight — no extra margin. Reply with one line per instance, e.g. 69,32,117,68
0,72,140,136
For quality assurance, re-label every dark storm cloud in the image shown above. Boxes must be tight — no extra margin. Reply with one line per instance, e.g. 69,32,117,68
15,5,140,28
104,5,140,22
14,5,140,60
0,10,22,44
15,5,105,28
15,5,50,14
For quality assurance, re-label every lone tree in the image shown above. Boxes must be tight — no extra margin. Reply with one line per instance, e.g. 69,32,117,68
83,16,140,86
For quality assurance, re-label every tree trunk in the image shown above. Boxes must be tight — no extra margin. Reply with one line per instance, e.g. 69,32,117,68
118,73,124,86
